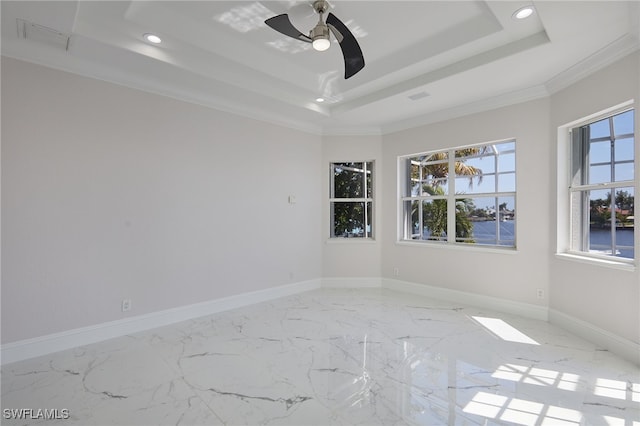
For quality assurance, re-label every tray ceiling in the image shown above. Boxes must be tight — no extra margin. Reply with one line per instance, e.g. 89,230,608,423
2,1,639,134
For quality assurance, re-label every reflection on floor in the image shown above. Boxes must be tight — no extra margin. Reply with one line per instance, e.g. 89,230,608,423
2,288,639,425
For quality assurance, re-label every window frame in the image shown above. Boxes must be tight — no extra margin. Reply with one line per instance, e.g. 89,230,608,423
398,139,517,249
565,106,635,264
329,161,375,240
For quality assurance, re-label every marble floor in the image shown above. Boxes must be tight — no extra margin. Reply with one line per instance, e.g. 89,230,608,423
1,288,639,425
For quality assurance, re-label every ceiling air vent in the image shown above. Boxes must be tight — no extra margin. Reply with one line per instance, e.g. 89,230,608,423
408,91,430,101
16,18,70,51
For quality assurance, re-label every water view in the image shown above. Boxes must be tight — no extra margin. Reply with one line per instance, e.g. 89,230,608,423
423,221,634,258
590,227,635,259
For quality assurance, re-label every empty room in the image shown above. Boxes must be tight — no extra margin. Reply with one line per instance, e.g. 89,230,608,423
1,1,639,425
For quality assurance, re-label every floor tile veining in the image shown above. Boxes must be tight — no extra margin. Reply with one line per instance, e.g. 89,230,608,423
2,288,639,425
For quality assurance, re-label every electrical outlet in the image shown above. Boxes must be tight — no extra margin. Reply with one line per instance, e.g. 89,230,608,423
536,289,544,299
121,299,132,312
393,267,400,277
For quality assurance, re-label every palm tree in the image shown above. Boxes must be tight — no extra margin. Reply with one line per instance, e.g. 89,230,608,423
412,147,486,188
411,147,485,242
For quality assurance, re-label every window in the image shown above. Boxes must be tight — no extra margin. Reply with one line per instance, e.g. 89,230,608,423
569,108,635,261
399,140,516,247
330,162,374,238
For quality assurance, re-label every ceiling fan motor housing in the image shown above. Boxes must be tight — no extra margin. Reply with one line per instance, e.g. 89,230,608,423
310,22,330,41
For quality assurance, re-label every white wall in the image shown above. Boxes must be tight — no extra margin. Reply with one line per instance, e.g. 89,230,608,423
321,135,382,280
549,52,640,345
376,52,639,350
3,51,638,357
381,98,552,307
1,57,323,343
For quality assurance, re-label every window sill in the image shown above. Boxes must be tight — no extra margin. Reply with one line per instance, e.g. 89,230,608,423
395,240,517,255
555,252,636,272
326,238,377,245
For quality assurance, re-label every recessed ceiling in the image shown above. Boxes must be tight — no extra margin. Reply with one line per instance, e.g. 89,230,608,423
2,1,639,134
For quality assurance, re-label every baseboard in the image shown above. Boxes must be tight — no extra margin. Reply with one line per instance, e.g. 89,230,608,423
549,308,640,367
321,277,382,288
384,278,639,366
1,279,322,365
4,278,637,368
382,278,549,321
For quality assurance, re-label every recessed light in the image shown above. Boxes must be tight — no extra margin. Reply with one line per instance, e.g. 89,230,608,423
513,6,534,20
143,33,162,44
316,97,325,103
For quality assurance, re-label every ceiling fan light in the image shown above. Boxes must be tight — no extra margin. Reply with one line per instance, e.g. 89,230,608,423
312,37,330,51
310,21,330,51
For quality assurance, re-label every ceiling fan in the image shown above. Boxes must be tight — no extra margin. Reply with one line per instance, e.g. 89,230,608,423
264,0,365,79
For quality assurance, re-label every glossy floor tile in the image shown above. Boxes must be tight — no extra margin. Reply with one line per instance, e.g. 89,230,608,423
2,288,639,425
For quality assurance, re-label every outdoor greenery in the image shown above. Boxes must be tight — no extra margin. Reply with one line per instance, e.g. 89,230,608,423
411,148,485,242
590,190,635,227
331,162,372,237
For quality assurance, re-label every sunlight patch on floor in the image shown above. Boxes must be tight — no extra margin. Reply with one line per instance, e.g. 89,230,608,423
471,316,539,345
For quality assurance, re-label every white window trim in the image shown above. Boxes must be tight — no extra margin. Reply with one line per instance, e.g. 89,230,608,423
329,161,375,240
398,139,517,249
556,100,636,268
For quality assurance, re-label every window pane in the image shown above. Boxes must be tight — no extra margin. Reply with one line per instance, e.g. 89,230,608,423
454,196,514,247
584,187,634,259
613,109,634,135
365,162,373,198
497,196,516,246
333,162,364,198
460,155,495,174
455,197,485,244
588,164,611,185
455,175,494,194
408,158,449,196
570,191,587,251
614,187,635,215
614,137,634,162
413,176,449,196
422,199,447,241
498,152,515,173
421,161,449,195
366,201,373,238
404,200,420,239
496,141,515,153
615,228,635,259
589,118,610,139
615,162,634,181
589,140,611,163
331,201,366,238
589,223,613,255
498,172,516,192
455,150,493,193
408,161,419,197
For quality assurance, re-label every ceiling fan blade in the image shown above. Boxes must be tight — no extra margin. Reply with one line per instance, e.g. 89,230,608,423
265,14,312,43
326,12,365,79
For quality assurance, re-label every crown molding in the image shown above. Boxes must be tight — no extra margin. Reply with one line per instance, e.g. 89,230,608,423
380,84,550,135
0,46,326,137
3,31,638,138
544,34,640,95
